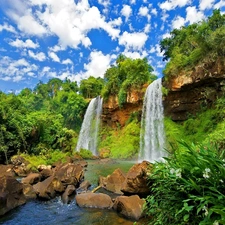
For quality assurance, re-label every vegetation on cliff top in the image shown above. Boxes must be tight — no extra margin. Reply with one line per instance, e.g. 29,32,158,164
160,9,225,79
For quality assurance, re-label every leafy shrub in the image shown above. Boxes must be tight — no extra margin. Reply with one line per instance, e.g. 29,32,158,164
79,149,93,159
145,142,225,225
100,120,140,159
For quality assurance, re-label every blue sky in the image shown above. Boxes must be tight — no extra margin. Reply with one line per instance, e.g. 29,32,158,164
0,0,225,93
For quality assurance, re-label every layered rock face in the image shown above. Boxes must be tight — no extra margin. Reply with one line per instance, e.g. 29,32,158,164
163,59,225,121
102,87,146,127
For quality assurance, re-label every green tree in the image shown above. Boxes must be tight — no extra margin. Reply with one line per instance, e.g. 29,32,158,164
80,76,104,98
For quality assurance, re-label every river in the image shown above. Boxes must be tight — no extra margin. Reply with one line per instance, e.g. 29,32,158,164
0,160,149,225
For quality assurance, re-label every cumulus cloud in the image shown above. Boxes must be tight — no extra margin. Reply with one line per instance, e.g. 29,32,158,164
214,0,225,8
62,59,73,65
138,6,151,21
121,5,132,22
130,0,136,4
186,6,205,24
0,23,16,33
48,52,60,62
83,51,113,78
151,8,158,16
9,39,39,48
172,16,186,29
98,0,110,7
159,0,192,11
199,0,216,11
28,50,46,61
4,0,122,49
0,56,38,82
119,31,148,50
122,49,148,59
144,24,151,33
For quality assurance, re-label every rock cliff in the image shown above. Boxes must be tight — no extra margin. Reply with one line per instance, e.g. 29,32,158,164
102,86,147,127
163,58,225,121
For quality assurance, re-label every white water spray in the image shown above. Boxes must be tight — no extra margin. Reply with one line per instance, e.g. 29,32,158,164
76,96,103,155
139,78,166,163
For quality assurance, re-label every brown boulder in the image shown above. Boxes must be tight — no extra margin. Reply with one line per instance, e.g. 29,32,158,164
76,180,91,194
54,163,84,187
121,161,152,196
99,168,126,194
76,192,113,209
0,164,15,177
33,176,65,200
23,184,37,199
61,185,76,204
21,173,41,185
0,176,26,216
113,195,145,220
40,168,53,180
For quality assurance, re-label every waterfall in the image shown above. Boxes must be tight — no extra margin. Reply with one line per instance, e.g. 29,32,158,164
76,96,103,155
139,78,166,163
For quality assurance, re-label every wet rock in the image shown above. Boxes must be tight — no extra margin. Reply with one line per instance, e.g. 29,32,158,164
76,160,88,168
121,161,152,196
0,164,15,177
54,163,84,187
0,176,26,216
37,165,52,171
23,184,37,199
76,180,91,194
21,173,41,185
99,168,126,194
33,176,65,200
76,192,113,209
40,168,53,180
61,185,76,204
113,195,145,221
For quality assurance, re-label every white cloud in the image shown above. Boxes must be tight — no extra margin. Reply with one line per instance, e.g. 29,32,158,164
199,0,216,11
28,50,46,61
138,6,151,21
5,0,122,49
98,0,110,7
49,45,66,52
151,8,158,16
48,52,60,62
144,24,151,33
130,0,136,4
162,32,171,39
214,0,225,8
186,6,205,24
121,5,132,22
62,59,73,64
83,51,112,78
119,31,148,50
172,16,186,29
0,56,38,82
161,13,169,22
9,39,39,48
122,50,148,59
159,0,192,11
0,23,16,33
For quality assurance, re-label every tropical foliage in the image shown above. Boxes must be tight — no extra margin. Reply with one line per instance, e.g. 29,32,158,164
102,55,157,106
161,9,225,78
0,78,87,163
145,142,225,225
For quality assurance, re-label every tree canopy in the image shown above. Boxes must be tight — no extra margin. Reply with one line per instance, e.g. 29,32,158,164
160,9,225,78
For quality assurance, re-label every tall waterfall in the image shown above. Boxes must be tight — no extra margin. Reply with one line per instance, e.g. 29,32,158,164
76,96,103,155
139,78,166,163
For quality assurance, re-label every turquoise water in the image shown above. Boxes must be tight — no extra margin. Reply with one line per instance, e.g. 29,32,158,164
0,160,149,225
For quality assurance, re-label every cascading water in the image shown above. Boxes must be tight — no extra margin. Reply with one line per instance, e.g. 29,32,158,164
76,96,103,155
139,78,166,163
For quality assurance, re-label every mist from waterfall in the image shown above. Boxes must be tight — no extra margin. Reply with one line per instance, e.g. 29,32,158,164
139,78,166,163
76,96,103,156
